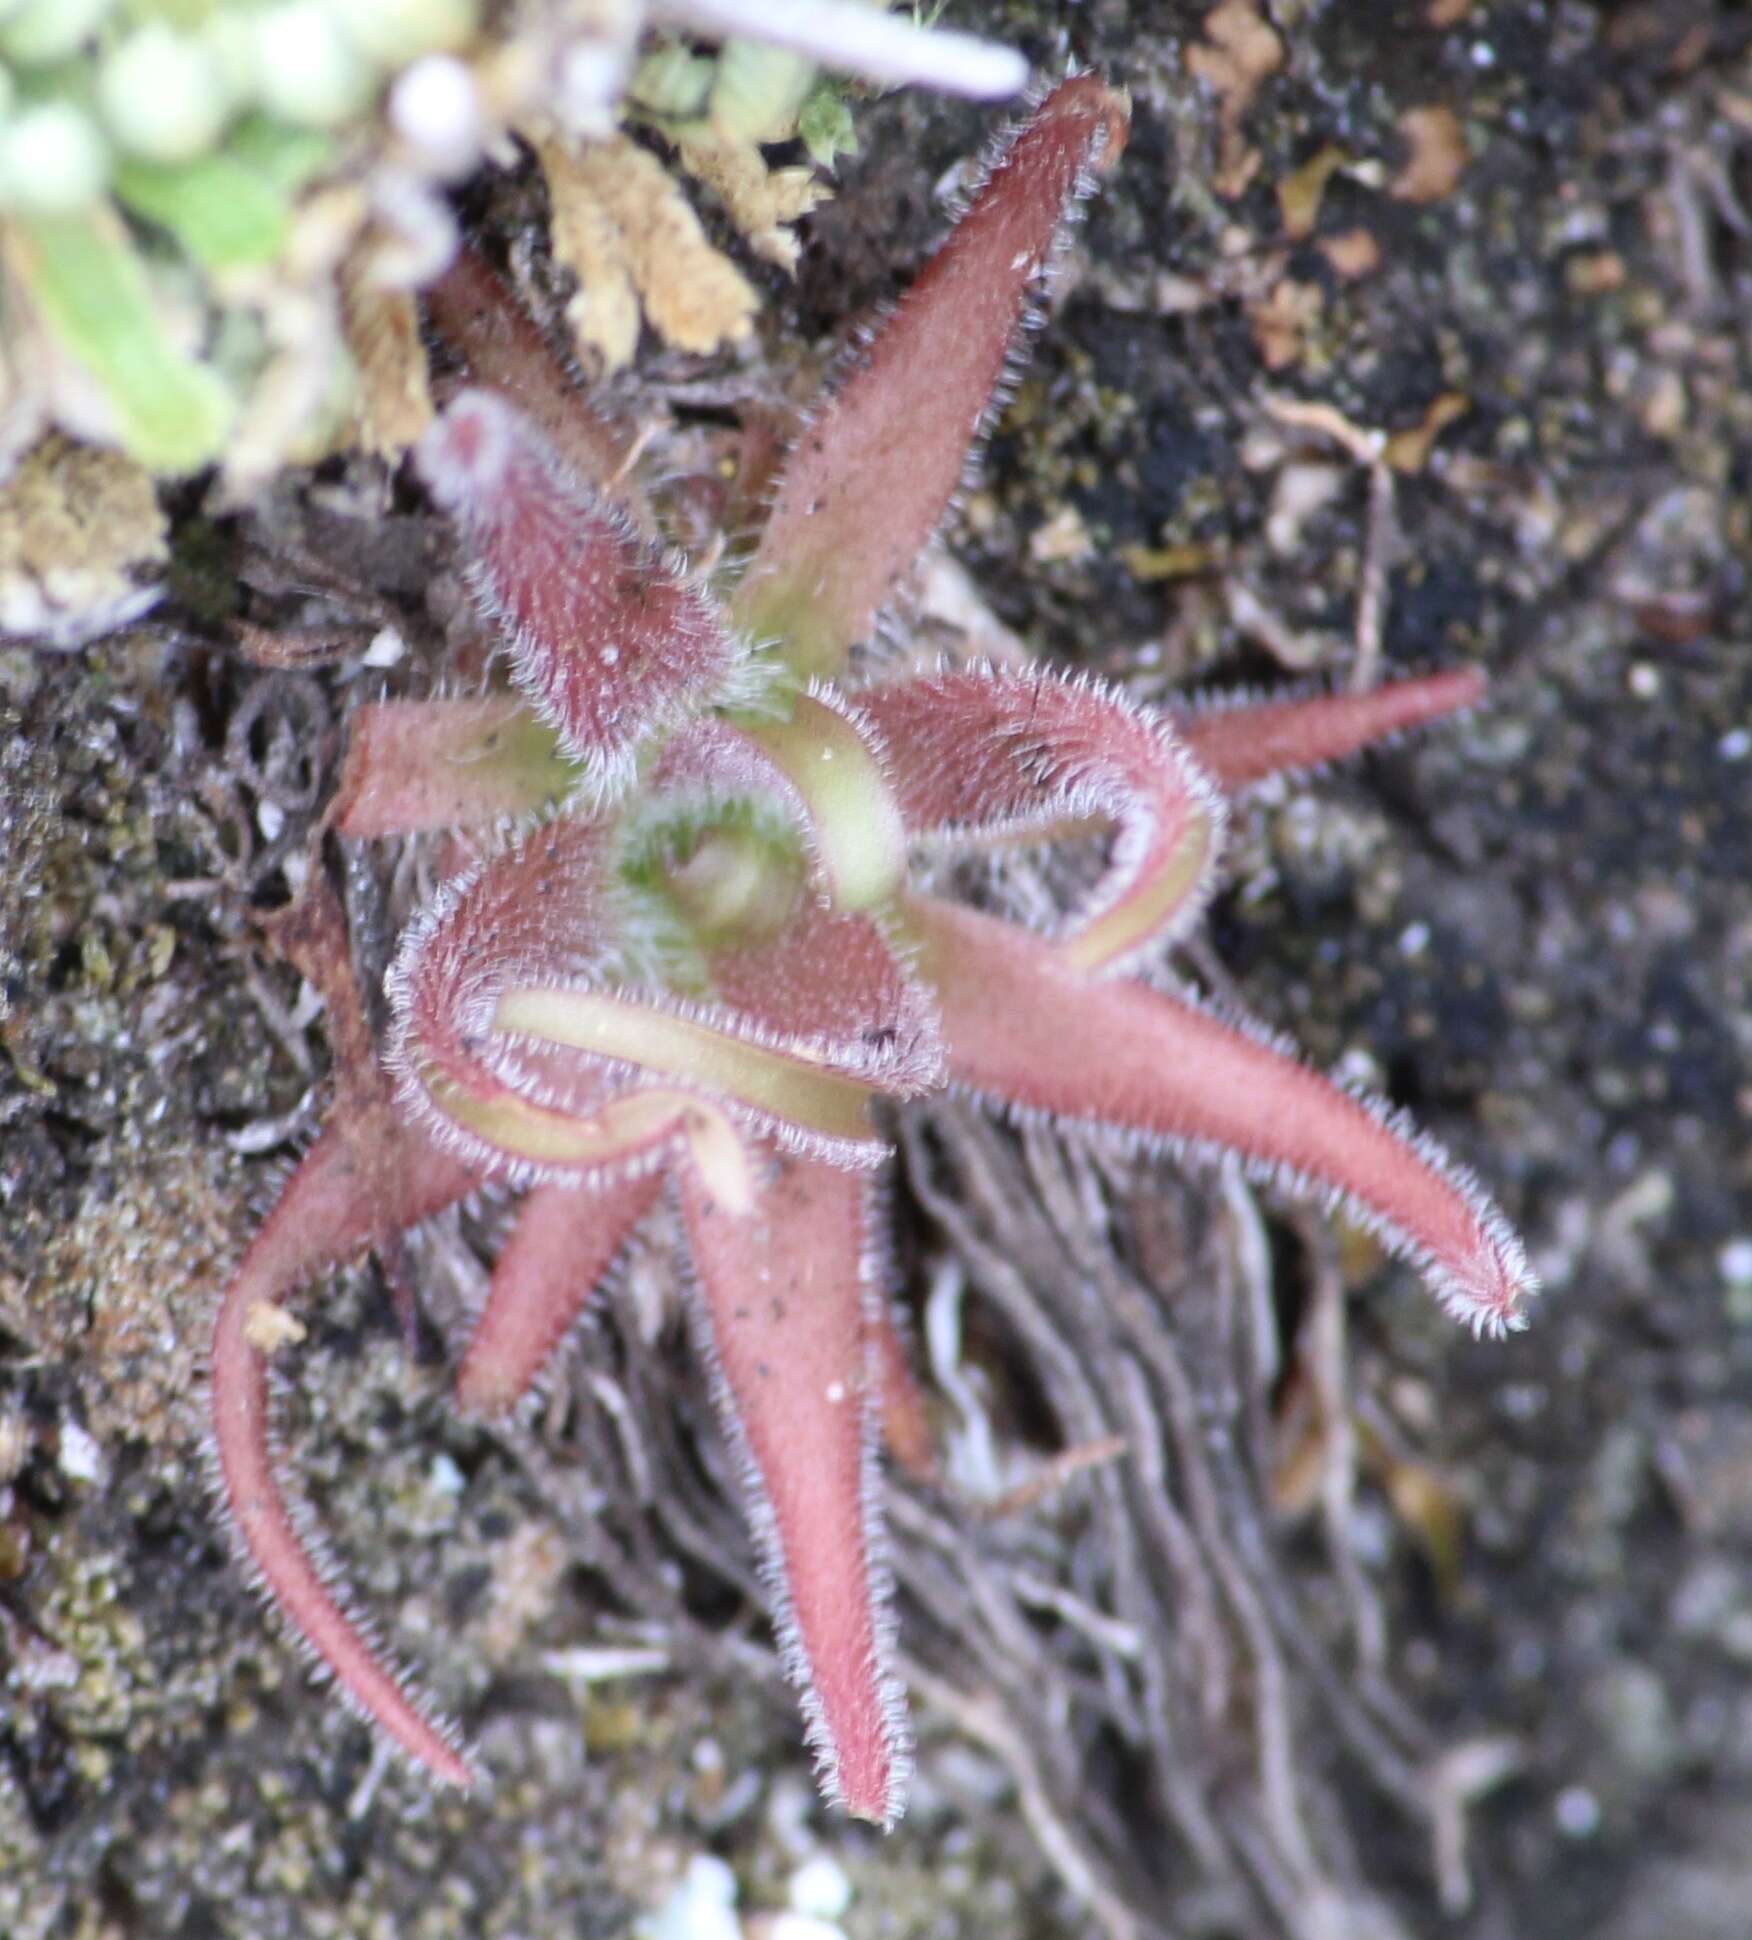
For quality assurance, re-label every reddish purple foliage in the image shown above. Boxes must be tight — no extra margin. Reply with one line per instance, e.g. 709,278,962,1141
212,76,1534,1829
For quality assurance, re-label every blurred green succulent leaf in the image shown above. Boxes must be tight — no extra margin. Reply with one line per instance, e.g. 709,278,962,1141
114,149,295,268
13,207,232,472
224,113,333,192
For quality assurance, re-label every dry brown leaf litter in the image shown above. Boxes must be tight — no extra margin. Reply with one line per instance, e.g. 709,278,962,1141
1186,0,1285,198
674,127,830,274
339,260,436,461
537,133,761,371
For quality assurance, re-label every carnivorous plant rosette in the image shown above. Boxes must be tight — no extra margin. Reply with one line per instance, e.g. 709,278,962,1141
211,75,1535,1827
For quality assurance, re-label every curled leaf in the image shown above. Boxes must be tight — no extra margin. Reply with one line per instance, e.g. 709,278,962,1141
389,816,939,1178
862,664,1224,973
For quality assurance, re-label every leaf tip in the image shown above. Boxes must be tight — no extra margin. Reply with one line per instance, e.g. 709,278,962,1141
1045,72,1132,175
414,385,518,511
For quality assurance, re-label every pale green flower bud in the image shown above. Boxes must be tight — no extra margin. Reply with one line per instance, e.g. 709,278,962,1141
97,26,229,164
0,0,115,67
0,102,108,214
335,0,477,68
252,3,372,128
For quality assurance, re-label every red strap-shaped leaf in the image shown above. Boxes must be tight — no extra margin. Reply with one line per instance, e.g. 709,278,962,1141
733,76,1130,679
210,880,489,1784
210,1117,481,1788
455,1172,666,1417
423,245,636,509
860,664,1224,974
416,390,749,804
680,1152,909,1825
1174,668,1487,794
911,894,1535,1337
331,698,579,839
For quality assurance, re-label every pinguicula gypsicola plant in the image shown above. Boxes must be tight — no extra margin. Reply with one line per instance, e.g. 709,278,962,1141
212,75,1536,1827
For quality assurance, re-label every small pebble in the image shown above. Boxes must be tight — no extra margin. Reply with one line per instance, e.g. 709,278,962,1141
788,1854,852,1921
58,1419,104,1485
1554,1786,1600,1838
640,1855,741,1940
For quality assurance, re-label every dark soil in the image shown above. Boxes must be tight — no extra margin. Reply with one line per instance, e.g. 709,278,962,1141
3,4,1750,1937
